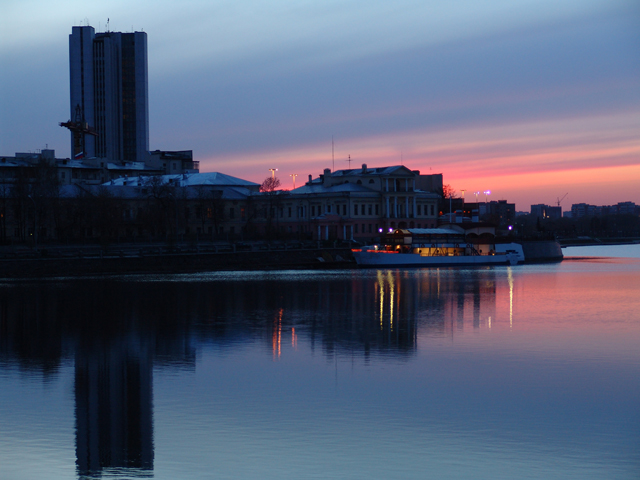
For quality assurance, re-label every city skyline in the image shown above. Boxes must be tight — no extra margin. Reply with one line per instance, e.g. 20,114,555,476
1,0,638,209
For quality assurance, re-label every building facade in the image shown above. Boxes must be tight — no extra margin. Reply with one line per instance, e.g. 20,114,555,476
68,26,149,163
531,204,562,220
289,165,441,241
0,165,441,244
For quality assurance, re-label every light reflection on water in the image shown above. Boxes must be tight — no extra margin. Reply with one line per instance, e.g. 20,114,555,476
1,245,639,479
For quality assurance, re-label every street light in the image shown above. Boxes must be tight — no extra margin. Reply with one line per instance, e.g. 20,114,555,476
474,191,480,203
269,168,278,179
483,190,491,203
290,173,298,189
28,195,37,251
168,192,179,243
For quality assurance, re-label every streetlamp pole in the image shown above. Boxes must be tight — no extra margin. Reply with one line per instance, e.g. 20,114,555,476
483,190,491,219
168,193,179,244
28,195,37,252
290,173,298,189
269,168,278,179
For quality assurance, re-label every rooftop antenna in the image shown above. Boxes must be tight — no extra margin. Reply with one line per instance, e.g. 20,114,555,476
347,154,352,169
332,136,334,172
106,18,109,32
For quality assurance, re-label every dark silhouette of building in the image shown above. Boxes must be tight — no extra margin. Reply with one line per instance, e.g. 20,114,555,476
69,26,149,163
75,340,154,475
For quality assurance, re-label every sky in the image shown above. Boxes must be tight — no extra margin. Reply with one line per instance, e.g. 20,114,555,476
1,0,639,210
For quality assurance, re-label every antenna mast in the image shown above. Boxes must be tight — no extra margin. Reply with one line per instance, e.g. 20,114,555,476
332,136,334,172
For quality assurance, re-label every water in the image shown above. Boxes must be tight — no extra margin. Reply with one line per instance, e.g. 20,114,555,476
1,245,639,479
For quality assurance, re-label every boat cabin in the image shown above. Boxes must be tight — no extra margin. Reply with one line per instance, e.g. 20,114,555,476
380,227,498,257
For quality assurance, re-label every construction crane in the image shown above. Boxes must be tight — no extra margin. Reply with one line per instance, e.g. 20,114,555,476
59,104,97,159
556,193,568,207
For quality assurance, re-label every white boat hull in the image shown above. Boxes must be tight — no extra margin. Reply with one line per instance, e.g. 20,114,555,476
353,252,520,267
353,243,524,267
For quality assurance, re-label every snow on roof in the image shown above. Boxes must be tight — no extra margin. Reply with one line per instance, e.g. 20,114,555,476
178,172,259,187
106,172,258,187
328,165,411,177
60,183,255,200
107,162,158,171
290,182,375,194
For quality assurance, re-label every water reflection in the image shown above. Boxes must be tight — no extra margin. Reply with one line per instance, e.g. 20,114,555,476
0,266,588,478
75,334,154,476
0,282,196,478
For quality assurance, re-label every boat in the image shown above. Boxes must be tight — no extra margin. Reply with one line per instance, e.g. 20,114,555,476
352,227,525,267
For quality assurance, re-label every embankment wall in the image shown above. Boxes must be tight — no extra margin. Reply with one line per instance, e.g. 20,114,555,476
0,249,354,278
520,241,563,263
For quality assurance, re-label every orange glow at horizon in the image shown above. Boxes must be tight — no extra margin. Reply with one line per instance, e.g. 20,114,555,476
198,111,640,208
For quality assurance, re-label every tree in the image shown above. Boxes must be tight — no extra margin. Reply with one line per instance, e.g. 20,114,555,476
436,184,458,216
442,184,456,199
259,176,283,239
260,176,281,193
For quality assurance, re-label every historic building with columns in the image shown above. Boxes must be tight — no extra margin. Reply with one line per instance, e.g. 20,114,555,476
283,164,442,242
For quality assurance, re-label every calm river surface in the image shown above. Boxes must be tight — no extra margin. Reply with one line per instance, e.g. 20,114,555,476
1,245,639,479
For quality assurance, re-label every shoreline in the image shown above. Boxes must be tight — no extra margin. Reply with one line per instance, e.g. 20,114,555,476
559,239,640,247
0,239,570,279
0,247,356,279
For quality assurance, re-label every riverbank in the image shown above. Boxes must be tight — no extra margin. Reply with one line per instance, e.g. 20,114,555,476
0,239,565,278
0,246,355,278
558,237,640,247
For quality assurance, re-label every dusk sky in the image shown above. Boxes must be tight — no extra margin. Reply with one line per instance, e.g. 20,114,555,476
1,0,638,209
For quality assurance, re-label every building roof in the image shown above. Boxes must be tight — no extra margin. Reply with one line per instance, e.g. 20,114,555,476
60,183,255,200
290,182,375,195
105,172,259,188
329,165,414,178
107,162,160,172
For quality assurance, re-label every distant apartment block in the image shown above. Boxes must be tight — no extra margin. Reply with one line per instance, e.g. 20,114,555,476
531,204,562,219
478,200,516,229
569,202,639,218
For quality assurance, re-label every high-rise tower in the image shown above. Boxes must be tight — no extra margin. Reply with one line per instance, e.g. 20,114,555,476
68,26,149,162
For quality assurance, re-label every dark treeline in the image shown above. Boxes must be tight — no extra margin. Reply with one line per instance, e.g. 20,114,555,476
0,161,287,246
